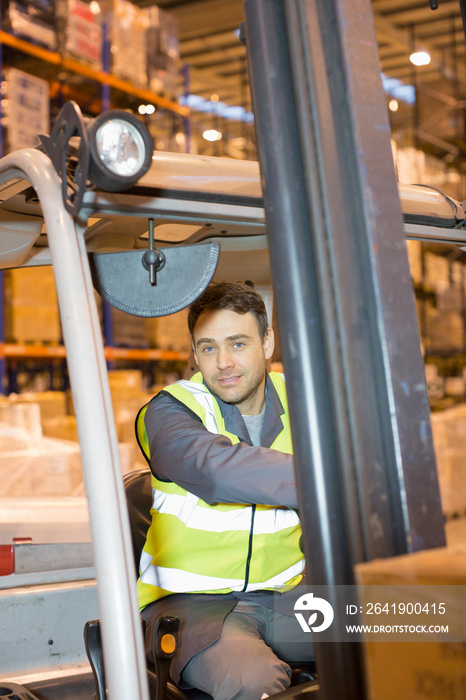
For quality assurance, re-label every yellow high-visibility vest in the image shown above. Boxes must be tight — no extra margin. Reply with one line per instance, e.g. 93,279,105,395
136,372,303,610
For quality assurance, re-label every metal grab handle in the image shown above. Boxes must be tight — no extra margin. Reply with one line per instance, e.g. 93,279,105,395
84,620,107,700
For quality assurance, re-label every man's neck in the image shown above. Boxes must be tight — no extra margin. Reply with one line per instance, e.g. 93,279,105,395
240,394,266,416
235,381,266,415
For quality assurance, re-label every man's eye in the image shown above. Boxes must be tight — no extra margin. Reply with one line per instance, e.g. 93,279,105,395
233,342,244,349
202,346,215,353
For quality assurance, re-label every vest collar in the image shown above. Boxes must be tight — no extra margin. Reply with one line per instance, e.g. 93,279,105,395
204,373,285,448
262,376,286,447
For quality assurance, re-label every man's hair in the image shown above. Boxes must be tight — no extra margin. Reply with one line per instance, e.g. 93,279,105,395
188,282,269,339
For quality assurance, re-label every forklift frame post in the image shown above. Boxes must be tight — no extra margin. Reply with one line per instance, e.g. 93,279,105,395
0,149,150,700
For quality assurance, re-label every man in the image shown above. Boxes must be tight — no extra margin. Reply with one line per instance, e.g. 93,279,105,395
136,281,313,700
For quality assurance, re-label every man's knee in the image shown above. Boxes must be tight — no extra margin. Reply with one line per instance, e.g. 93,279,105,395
213,655,291,700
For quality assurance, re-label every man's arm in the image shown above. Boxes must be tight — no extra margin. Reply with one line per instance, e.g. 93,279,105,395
144,392,298,509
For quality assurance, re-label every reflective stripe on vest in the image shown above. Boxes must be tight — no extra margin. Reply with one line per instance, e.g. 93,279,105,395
150,487,300,534
175,380,218,433
137,372,303,608
140,550,304,593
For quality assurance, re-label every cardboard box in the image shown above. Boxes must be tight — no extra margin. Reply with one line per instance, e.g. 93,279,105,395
431,404,466,517
434,450,466,518
42,415,79,442
5,267,59,306
425,307,463,353
64,377,153,459
108,369,144,394
4,268,58,306
4,268,61,343
9,392,68,423
111,308,148,348
355,546,466,700
431,404,466,453
112,393,153,441
145,308,191,351
406,240,422,286
4,306,61,344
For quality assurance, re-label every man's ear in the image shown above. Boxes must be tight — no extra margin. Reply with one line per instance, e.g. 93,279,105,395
263,327,275,360
192,341,199,367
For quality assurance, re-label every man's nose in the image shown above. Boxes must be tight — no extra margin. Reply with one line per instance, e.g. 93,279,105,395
217,347,233,369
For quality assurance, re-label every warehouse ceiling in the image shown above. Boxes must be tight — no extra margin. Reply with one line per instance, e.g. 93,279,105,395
134,0,466,167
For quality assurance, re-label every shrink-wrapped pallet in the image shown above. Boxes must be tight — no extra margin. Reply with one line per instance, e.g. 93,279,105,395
99,0,149,87
2,0,57,49
56,0,103,69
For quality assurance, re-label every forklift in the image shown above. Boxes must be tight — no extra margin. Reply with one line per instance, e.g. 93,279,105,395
0,0,460,698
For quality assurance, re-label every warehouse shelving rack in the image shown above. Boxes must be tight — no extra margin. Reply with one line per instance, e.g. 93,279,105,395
0,343,188,362
0,30,188,116
0,340,190,394
0,342,189,394
0,25,191,392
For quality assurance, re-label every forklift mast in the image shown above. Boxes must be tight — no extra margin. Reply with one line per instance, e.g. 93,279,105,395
243,1,445,698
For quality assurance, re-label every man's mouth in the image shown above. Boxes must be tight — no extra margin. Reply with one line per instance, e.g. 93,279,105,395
217,375,241,385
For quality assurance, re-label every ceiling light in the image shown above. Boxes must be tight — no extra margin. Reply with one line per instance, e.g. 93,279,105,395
388,99,399,112
138,104,155,116
410,51,431,66
203,129,222,142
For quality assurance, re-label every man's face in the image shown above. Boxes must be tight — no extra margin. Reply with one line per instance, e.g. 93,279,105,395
192,308,274,415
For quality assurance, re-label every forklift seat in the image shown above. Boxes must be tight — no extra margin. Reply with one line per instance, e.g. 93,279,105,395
124,467,153,578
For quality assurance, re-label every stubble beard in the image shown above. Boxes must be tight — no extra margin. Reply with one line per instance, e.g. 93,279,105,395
206,368,265,409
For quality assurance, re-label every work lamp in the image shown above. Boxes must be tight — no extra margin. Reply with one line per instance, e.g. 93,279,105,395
87,111,154,192
39,101,154,215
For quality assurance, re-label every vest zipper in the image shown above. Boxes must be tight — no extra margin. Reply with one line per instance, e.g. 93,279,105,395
241,505,256,592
